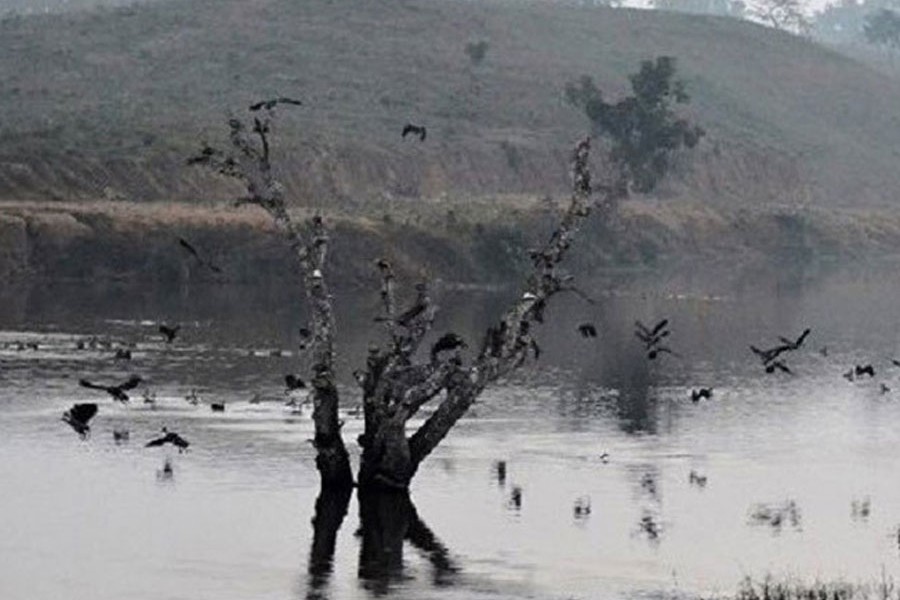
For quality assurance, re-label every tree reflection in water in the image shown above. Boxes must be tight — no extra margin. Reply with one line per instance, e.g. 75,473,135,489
305,488,459,599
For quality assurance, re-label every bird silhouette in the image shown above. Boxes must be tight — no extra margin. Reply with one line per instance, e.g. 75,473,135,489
114,348,131,360
159,324,180,343
178,238,222,274
855,364,875,378
635,319,672,359
62,403,97,438
430,332,467,361
401,123,426,141
765,360,793,374
691,388,713,402
573,496,592,518
689,470,708,488
248,97,302,111
494,460,507,486
578,323,598,338
210,403,225,412
285,374,306,391
112,428,130,444
509,485,522,510
79,375,142,402
145,427,190,452
778,328,811,351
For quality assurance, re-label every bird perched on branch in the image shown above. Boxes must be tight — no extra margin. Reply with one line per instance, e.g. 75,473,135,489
285,374,306,391
62,403,98,438
159,324,180,344
401,123,427,141
431,332,467,361
79,375,142,402
249,97,302,111
145,427,190,452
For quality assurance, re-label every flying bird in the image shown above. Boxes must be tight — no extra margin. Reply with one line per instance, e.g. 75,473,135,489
145,427,190,452
178,238,222,274
578,323,598,338
249,97,302,111
765,360,793,374
79,375,143,402
62,403,98,438
855,364,876,378
159,324,180,344
635,319,673,360
778,328,811,351
401,123,427,142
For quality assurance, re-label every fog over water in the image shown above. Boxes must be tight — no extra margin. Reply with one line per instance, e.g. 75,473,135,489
3,263,900,599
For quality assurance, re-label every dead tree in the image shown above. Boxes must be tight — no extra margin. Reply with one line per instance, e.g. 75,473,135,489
189,58,700,491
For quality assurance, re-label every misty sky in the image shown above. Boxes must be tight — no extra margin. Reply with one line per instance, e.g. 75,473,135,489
0,0,839,16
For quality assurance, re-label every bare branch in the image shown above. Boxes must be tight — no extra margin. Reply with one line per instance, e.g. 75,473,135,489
188,106,352,489
409,137,605,469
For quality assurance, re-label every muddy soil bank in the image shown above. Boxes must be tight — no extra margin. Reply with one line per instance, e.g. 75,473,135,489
0,199,897,287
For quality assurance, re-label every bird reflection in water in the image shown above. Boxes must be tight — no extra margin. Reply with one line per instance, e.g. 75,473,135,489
305,489,460,599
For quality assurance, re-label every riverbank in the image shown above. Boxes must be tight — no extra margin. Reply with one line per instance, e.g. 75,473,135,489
1,197,900,286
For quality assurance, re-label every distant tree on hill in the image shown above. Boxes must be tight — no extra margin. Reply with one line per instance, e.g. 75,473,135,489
746,0,811,33
565,57,705,193
864,7,900,50
811,0,900,45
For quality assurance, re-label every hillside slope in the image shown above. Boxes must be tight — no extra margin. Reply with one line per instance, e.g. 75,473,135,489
0,0,898,207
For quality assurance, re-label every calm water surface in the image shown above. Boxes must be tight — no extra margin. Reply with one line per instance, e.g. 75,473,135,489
3,265,900,599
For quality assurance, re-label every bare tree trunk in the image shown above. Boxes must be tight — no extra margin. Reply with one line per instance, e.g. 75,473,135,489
188,112,353,489
306,486,352,600
359,138,609,489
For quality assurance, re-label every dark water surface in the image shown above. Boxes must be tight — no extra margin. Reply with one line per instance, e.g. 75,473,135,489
3,264,900,599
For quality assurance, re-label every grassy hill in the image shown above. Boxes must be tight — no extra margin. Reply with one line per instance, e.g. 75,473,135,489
0,0,899,209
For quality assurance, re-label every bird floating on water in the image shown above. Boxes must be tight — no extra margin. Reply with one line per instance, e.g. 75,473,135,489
159,324,180,344
578,323,598,338
691,388,713,402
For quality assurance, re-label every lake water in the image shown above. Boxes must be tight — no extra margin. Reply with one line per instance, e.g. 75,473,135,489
2,262,900,600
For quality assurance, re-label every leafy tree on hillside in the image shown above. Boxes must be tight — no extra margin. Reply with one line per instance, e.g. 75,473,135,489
565,57,705,193
812,1,900,44
864,7,900,50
